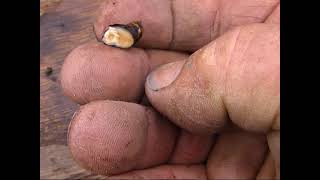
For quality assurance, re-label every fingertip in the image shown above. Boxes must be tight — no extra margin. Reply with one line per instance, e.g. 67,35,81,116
60,42,148,104
68,101,149,175
67,100,179,176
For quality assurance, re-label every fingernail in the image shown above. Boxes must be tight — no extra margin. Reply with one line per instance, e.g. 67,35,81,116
146,60,185,91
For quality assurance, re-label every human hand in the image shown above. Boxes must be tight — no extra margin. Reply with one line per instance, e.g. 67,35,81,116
60,0,280,179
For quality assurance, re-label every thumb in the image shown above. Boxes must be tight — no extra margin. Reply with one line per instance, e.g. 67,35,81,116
145,23,280,135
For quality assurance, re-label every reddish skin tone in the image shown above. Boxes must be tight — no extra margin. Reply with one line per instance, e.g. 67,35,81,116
61,0,280,179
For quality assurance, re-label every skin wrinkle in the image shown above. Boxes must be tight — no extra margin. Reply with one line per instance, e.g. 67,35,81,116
206,1,220,50
259,3,280,23
230,14,263,19
197,41,230,121
168,0,176,49
264,2,280,23
221,28,242,116
223,25,257,101
247,4,278,8
212,1,225,39
224,25,278,132
209,0,221,41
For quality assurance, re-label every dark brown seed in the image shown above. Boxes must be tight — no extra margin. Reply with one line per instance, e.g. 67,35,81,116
101,21,143,49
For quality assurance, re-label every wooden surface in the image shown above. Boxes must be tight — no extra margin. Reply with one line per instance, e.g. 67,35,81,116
40,0,106,179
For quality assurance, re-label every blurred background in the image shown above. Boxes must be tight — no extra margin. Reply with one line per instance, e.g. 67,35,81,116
40,0,105,179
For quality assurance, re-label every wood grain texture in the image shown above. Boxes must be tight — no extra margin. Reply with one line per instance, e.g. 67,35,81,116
40,0,105,179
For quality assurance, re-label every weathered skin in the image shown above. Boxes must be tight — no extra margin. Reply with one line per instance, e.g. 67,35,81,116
61,0,280,178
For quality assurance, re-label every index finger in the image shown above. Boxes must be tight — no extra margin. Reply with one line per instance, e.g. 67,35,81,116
94,0,279,52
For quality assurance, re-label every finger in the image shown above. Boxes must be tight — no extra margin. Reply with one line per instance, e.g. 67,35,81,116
60,42,188,105
207,131,267,179
256,152,276,179
145,23,280,134
265,3,280,24
169,130,216,164
68,100,179,176
94,0,279,51
108,164,206,180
